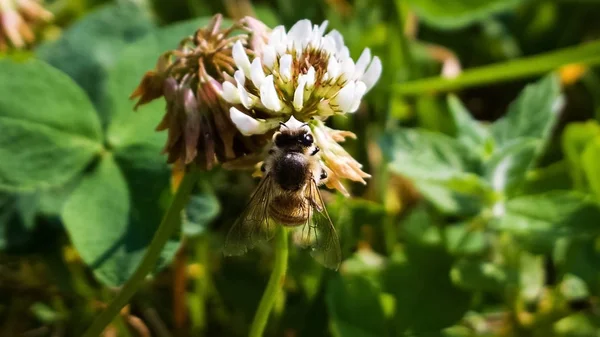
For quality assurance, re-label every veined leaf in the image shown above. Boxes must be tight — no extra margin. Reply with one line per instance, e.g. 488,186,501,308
0,59,103,191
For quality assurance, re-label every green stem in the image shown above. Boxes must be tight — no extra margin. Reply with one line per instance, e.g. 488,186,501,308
249,227,289,337
82,169,200,337
395,40,600,95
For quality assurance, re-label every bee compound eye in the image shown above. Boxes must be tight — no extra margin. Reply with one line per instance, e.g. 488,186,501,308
301,133,314,146
260,163,266,172
320,169,328,180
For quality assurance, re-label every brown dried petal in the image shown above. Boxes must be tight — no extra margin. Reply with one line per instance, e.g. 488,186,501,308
130,71,166,110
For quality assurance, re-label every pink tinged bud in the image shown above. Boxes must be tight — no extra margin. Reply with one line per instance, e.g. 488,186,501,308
250,57,265,87
293,76,307,111
335,81,356,113
232,40,251,78
354,48,371,79
260,75,282,112
279,54,292,82
221,81,240,104
229,107,282,136
163,77,179,101
363,56,382,91
262,45,276,69
350,81,367,113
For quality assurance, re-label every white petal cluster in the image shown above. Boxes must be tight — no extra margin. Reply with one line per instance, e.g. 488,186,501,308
223,19,382,135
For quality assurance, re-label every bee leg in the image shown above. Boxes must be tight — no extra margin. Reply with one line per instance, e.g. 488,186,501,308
311,146,320,156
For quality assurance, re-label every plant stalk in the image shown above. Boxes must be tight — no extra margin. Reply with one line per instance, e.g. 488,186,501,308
395,40,600,95
249,226,289,337
82,169,200,337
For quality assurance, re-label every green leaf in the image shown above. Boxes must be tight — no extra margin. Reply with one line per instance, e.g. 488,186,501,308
519,252,545,303
451,258,507,292
559,238,600,294
61,155,178,286
484,138,539,197
447,94,491,152
445,224,487,256
36,3,154,121
326,274,387,337
105,17,221,150
560,274,590,301
0,59,103,191
383,244,471,333
183,181,220,237
0,192,37,250
492,192,600,245
562,121,600,190
404,0,523,29
491,74,563,148
554,313,600,337
581,137,600,201
380,129,487,215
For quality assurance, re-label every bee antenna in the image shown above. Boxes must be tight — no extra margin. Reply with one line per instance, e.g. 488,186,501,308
301,123,309,127
279,122,288,128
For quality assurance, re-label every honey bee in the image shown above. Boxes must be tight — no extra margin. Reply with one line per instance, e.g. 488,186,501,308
223,117,342,270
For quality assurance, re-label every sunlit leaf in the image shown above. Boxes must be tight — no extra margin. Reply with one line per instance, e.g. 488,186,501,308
484,138,539,197
0,59,103,191
581,137,600,201
447,94,491,153
560,274,589,301
445,223,487,256
491,74,563,148
519,252,545,303
380,129,488,215
562,121,600,190
451,258,507,292
554,313,600,337
492,192,600,246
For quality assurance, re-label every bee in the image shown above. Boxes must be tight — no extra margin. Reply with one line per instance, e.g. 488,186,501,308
223,117,342,270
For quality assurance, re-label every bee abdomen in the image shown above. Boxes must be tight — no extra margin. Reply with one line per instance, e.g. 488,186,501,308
269,196,309,226
273,153,308,191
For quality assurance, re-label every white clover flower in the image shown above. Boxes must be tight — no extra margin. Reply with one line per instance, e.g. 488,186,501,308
221,19,382,136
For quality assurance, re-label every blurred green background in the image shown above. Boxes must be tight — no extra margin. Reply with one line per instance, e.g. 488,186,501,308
2,0,600,336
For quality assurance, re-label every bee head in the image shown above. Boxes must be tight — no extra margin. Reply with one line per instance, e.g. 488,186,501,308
273,116,314,151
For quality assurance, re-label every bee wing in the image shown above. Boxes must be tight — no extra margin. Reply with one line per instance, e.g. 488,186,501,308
223,174,276,256
297,176,342,270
